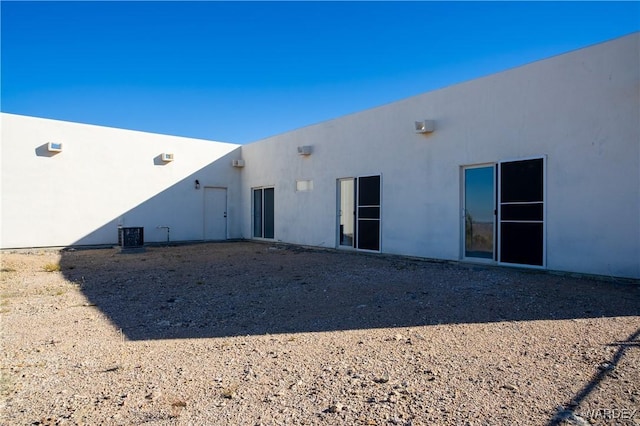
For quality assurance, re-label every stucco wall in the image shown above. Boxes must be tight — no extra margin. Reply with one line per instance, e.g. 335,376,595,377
1,114,242,248
241,33,639,279
2,33,637,279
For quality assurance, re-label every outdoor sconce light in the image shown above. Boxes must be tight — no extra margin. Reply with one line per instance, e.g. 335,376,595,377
415,120,435,134
47,142,63,152
297,145,313,156
195,179,201,190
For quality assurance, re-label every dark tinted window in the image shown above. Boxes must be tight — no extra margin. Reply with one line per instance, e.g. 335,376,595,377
358,175,380,206
500,158,543,203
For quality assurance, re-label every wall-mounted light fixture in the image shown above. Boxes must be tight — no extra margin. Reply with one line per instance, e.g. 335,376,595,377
415,120,435,134
297,145,313,156
47,142,63,152
232,159,245,168
195,179,201,190
161,153,174,162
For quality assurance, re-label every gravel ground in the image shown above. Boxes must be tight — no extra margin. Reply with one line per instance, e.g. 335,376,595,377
1,241,639,426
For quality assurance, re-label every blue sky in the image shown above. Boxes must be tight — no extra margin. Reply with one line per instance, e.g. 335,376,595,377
2,1,638,144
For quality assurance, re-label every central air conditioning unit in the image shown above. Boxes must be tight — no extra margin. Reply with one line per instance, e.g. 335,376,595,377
297,145,313,156
160,153,174,162
118,226,144,248
232,159,245,168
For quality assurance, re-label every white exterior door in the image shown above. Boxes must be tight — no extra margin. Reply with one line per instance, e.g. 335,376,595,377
204,187,227,240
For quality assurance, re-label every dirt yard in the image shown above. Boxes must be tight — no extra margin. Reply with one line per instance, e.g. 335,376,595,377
1,241,638,425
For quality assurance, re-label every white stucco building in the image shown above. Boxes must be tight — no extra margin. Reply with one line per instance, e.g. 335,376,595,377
2,33,639,279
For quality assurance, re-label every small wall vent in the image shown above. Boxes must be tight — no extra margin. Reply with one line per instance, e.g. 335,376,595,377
232,159,245,168
160,153,174,162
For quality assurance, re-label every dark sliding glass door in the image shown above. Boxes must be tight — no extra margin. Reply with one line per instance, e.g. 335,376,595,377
462,157,545,267
253,187,274,239
338,175,381,251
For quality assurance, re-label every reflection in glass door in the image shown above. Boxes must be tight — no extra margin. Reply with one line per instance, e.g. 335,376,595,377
337,175,381,251
463,166,495,259
338,179,355,247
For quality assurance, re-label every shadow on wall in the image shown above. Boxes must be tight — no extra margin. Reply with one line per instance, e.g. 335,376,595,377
35,143,62,158
70,148,241,246
152,154,172,166
58,241,640,341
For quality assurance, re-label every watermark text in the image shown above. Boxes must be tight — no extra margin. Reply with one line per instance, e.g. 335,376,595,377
578,408,637,420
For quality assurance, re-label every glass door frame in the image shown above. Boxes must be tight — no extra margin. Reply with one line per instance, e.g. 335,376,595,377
252,186,275,240
461,163,497,263
336,174,382,252
461,156,546,269
497,155,546,269
337,178,356,249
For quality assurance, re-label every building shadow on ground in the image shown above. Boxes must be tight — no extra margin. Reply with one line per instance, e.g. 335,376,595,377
58,242,640,341
546,326,640,425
